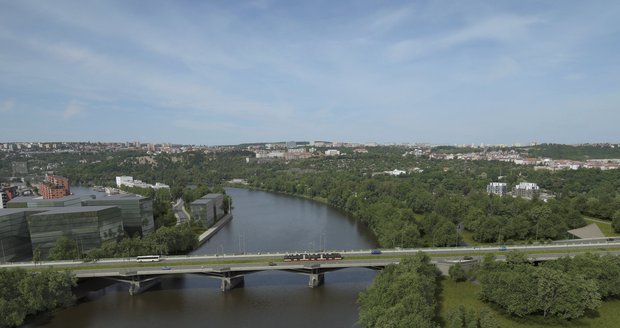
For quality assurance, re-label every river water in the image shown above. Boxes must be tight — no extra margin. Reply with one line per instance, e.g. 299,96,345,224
25,188,379,328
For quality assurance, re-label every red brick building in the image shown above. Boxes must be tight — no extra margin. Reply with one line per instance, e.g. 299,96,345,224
39,175,70,199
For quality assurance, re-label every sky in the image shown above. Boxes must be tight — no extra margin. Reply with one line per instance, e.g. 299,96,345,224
1,0,619,145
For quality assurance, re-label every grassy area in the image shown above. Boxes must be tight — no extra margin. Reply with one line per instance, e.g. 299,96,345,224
439,278,620,328
584,218,620,237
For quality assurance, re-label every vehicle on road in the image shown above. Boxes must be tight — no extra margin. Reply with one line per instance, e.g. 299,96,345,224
137,255,161,262
499,246,508,251
283,253,343,262
462,256,474,261
607,238,615,242
370,249,382,255
268,262,277,266
161,266,172,270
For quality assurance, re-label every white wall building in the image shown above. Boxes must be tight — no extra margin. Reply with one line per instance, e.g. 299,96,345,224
325,149,340,156
487,182,507,195
116,176,134,187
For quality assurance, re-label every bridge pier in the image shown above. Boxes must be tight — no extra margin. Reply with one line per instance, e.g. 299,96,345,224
108,275,161,296
308,273,324,288
220,275,245,292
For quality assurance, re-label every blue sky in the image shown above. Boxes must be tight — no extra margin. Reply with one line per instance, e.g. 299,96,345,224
1,0,619,145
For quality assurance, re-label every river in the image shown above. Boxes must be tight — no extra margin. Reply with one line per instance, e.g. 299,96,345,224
24,188,379,328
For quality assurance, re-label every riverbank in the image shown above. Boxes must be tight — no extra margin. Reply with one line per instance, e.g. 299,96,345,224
197,213,233,245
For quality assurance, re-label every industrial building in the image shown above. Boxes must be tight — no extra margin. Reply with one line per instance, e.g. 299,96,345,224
83,194,154,236
190,193,225,228
0,209,40,261
26,206,123,258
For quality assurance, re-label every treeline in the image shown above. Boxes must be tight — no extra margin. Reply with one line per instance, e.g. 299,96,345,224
357,253,441,328
0,268,76,328
250,166,588,247
45,224,198,260
478,252,620,320
525,143,620,161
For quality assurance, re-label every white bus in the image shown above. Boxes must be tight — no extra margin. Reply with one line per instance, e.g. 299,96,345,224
136,255,161,263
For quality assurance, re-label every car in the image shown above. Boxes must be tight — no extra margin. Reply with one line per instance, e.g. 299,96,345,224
499,246,508,251
370,249,382,255
268,262,277,266
607,238,615,242
161,266,172,270
462,256,474,261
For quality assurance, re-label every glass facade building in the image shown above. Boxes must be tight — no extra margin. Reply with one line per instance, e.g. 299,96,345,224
83,194,154,236
190,193,224,228
27,206,123,258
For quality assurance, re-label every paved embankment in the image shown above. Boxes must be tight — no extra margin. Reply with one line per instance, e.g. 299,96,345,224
198,213,233,245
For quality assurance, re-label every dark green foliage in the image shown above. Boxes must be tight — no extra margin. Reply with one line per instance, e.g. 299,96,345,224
47,236,80,261
543,253,620,300
0,268,76,328
449,263,467,282
613,210,620,233
478,251,605,320
358,253,440,328
446,305,498,328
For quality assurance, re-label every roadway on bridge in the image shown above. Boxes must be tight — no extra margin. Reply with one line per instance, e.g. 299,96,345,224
3,240,620,275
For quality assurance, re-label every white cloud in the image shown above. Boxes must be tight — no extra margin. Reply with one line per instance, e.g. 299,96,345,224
387,14,543,61
63,100,82,119
0,99,15,112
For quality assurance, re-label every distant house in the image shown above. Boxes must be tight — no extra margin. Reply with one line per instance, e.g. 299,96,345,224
384,169,406,176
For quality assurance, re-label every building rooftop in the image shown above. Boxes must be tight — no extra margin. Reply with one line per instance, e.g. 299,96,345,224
203,193,224,199
91,193,146,201
29,206,119,216
7,196,35,203
0,208,47,216
191,198,214,205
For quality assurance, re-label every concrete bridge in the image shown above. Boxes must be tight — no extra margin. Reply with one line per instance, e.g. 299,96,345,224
81,259,399,295
3,240,620,295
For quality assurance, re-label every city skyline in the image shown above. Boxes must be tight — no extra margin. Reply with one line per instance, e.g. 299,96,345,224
1,1,619,145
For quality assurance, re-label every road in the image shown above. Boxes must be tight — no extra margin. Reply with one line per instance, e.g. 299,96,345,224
172,198,190,224
3,239,620,272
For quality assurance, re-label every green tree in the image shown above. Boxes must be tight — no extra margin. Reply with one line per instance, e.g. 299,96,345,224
48,236,80,260
612,210,620,233
358,253,440,328
449,263,467,282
